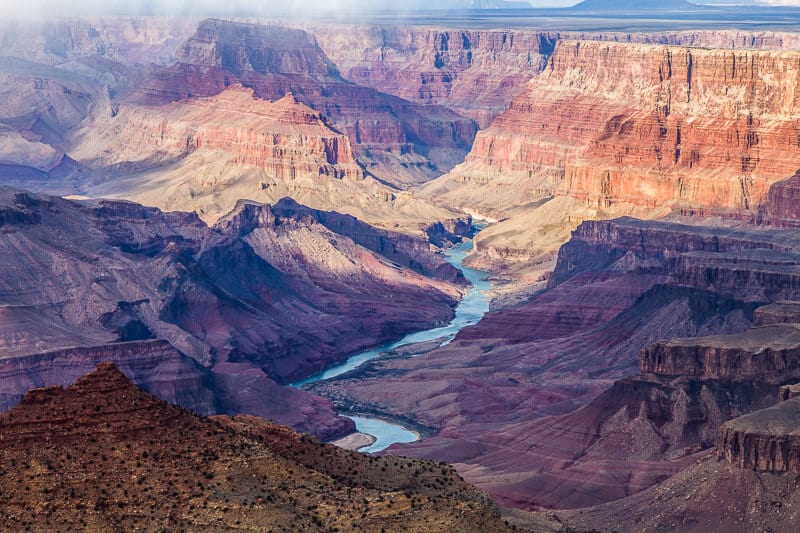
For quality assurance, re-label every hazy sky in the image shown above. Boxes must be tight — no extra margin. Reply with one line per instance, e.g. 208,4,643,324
1,0,798,17
0,0,579,18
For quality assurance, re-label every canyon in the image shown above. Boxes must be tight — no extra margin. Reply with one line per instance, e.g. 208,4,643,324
421,38,800,296
306,213,800,513
0,187,465,440
6,12,800,532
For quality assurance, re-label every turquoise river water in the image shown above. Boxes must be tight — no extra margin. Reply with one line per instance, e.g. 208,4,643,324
292,237,492,452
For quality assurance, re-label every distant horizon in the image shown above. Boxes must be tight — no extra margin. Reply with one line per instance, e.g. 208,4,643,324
2,0,800,19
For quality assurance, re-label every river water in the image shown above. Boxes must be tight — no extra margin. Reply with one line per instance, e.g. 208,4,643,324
292,237,492,452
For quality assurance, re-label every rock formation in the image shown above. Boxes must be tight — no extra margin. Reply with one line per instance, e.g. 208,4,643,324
556,386,800,532
308,25,553,127
305,216,800,509
0,363,511,531
719,397,800,474
0,186,463,438
139,19,478,189
421,39,800,284
72,84,466,234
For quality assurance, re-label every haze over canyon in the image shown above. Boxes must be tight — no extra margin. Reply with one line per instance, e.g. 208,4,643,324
5,4,800,531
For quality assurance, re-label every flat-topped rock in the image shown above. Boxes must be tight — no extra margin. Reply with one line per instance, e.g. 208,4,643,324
720,398,800,473
640,324,800,381
755,301,800,326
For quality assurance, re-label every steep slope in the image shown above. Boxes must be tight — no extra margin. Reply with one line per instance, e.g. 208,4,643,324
305,216,800,509
72,85,464,233
0,187,463,438
422,39,800,284
0,363,512,531
309,25,553,128
137,18,478,189
558,395,800,532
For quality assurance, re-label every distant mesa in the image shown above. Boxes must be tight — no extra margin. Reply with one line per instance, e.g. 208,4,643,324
469,0,534,8
571,0,700,9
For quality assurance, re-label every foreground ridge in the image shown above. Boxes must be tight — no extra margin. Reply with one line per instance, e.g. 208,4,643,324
0,363,512,532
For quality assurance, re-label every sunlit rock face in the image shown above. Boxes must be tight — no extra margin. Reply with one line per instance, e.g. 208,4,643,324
138,19,478,189
0,187,463,439
421,39,800,279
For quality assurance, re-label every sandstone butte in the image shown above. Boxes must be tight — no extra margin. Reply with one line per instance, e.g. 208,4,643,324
0,362,512,531
421,39,800,289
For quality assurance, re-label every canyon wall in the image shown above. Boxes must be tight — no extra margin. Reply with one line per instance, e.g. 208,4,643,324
73,84,468,234
0,187,464,438
308,26,800,129
309,25,553,128
421,39,800,281
138,19,478,189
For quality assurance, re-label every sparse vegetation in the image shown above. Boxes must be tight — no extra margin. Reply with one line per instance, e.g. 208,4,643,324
0,364,511,532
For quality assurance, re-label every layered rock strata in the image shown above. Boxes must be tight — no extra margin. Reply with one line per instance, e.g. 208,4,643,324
73,85,468,234
139,19,477,189
305,217,800,509
0,187,462,438
421,39,800,280
641,324,800,380
308,25,553,128
719,397,800,474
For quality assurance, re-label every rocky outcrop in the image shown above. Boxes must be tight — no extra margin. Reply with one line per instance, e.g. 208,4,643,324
0,18,197,183
762,171,800,227
139,19,478,188
0,187,463,438
0,363,511,531
554,217,800,302
641,325,800,380
221,197,467,284
73,84,468,234
755,301,800,326
0,17,196,66
719,397,800,474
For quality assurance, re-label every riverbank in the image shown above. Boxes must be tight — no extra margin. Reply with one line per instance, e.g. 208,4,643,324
294,235,492,452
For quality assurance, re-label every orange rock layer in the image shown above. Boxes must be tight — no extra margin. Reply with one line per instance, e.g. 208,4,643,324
427,39,800,218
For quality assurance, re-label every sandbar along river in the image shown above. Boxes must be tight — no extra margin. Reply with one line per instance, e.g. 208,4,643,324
293,237,492,452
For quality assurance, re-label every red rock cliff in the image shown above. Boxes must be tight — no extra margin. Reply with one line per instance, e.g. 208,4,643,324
428,40,800,216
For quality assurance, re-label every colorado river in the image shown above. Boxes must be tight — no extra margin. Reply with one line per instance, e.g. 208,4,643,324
292,236,492,452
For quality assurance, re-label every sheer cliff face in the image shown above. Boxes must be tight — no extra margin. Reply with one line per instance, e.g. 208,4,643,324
444,39,800,210
309,25,552,128
73,85,465,233
422,39,800,278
